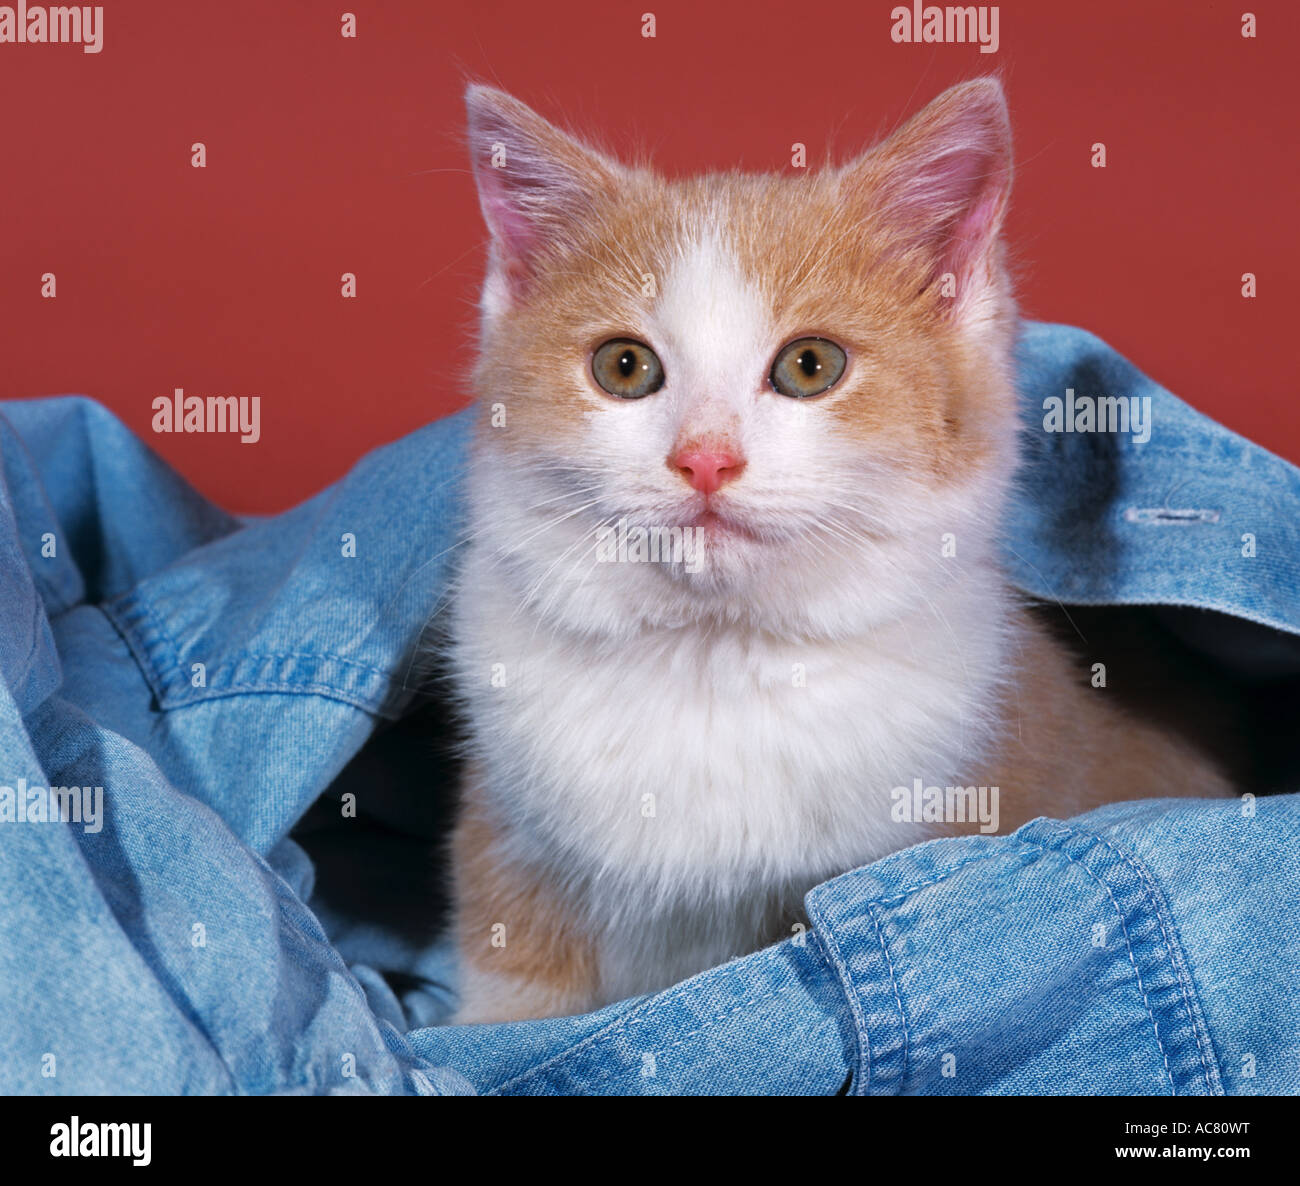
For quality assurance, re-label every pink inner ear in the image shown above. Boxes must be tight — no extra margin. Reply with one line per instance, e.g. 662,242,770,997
472,131,589,301
482,190,539,268
945,187,1002,275
898,139,1002,243
874,86,1011,287
466,88,622,306
873,141,1007,302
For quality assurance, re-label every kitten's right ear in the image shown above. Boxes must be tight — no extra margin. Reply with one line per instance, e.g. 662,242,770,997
465,86,621,312
846,77,1012,318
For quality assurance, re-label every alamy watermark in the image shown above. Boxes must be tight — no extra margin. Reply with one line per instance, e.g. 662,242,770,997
50,1117,150,1166
0,779,103,833
1042,388,1152,444
890,4,999,54
0,4,103,53
891,778,1000,833
152,388,261,444
596,517,706,574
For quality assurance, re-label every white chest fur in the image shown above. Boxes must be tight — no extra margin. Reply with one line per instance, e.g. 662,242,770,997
451,534,1009,992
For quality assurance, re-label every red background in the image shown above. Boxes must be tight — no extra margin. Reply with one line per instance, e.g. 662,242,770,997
1,0,1295,513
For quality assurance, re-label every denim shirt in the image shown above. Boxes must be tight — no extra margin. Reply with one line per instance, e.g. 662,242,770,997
0,322,1297,1095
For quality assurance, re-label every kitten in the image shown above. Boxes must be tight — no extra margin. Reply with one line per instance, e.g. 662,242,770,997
446,78,1229,1024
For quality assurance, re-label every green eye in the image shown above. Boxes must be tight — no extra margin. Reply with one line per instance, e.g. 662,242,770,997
770,337,847,398
592,338,665,399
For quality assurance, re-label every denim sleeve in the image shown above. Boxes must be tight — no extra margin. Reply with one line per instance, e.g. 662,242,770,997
412,793,1299,1095
0,398,473,1095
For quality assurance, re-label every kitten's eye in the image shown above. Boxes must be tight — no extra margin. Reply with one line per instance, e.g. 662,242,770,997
770,337,847,398
591,338,665,399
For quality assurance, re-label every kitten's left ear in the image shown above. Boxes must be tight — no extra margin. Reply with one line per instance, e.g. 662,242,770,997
465,86,623,314
848,77,1012,311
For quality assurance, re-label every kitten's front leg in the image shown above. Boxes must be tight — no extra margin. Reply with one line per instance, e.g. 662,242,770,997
450,779,602,1024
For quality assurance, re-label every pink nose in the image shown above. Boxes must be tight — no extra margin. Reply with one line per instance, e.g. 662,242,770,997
671,446,745,494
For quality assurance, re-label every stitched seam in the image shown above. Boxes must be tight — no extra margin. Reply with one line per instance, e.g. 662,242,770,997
866,845,1045,908
490,944,790,1095
491,982,791,1094
648,984,786,1062
97,601,166,700
165,681,386,701
855,830,1193,1095
111,592,398,694
1082,829,1220,1094
1050,839,1176,1096
108,592,398,707
809,926,869,1095
866,902,909,1087
813,843,1048,1093
806,900,872,1094
177,652,395,678
134,590,186,687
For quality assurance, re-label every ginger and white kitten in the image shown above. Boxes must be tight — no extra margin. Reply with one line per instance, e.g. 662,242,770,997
447,79,1227,1023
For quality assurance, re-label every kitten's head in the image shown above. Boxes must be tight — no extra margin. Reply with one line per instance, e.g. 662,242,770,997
464,80,1016,638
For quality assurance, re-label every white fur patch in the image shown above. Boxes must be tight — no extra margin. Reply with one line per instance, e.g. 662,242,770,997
650,231,771,418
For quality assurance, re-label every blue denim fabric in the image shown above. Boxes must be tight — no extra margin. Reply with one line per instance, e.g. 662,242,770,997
0,322,1296,1095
